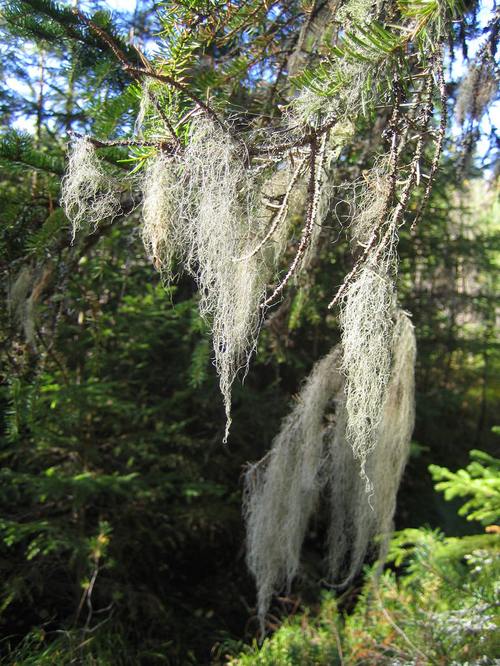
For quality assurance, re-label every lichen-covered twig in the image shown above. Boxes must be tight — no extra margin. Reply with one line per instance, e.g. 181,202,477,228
249,116,337,156
261,133,326,308
412,51,447,229
73,8,129,66
328,66,436,310
234,155,307,263
68,130,172,150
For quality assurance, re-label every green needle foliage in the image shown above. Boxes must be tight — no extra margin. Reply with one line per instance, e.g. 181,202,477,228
430,447,500,526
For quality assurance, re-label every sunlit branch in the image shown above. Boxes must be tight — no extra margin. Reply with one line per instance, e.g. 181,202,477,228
262,133,326,308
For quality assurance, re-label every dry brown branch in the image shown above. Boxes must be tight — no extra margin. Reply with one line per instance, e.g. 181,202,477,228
235,155,307,262
411,51,447,229
261,132,326,308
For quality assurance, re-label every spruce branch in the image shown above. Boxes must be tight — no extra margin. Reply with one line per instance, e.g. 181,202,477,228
73,8,129,67
148,91,183,150
124,65,231,137
391,68,435,228
68,131,174,151
72,8,182,148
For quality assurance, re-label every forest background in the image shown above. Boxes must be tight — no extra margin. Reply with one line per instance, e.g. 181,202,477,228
0,0,499,663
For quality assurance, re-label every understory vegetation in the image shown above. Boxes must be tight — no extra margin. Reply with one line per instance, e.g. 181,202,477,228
0,0,498,663
227,450,500,665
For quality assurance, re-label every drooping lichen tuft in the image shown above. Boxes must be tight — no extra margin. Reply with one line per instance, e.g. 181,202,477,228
456,57,499,126
244,310,416,626
243,347,343,627
338,228,397,492
180,117,271,440
141,151,182,282
328,309,415,585
61,137,122,239
141,118,289,440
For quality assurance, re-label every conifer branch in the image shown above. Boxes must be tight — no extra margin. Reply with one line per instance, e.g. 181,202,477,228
73,8,129,67
124,65,230,136
68,131,174,150
72,9,182,148
391,69,435,227
148,91,183,151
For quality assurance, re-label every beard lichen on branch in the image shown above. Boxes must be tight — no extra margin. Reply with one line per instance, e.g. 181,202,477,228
61,137,123,239
243,309,416,625
57,0,476,628
327,309,416,589
170,117,271,442
243,346,345,627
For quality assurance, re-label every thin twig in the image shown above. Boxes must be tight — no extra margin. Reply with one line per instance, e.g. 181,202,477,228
411,50,447,229
232,2,280,42
130,49,183,150
73,8,129,66
84,563,99,630
234,155,307,262
68,130,169,149
327,77,406,310
391,68,435,228
372,581,430,663
327,65,436,310
124,64,230,135
261,132,326,308
148,92,183,151
332,620,345,666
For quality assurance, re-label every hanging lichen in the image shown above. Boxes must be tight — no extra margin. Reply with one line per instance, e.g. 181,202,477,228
61,137,123,239
327,310,416,586
243,347,343,627
244,310,416,625
338,227,398,493
59,0,492,640
141,151,182,282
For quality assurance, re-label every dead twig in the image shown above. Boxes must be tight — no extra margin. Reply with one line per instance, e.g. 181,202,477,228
262,132,326,308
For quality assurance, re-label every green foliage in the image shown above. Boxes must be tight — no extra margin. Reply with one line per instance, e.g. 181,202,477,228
0,130,64,175
429,448,500,525
0,251,256,660
228,475,500,665
226,596,342,666
293,0,460,110
334,22,404,62
0,624,144,665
